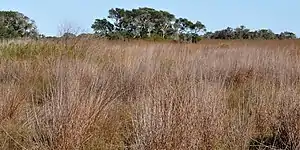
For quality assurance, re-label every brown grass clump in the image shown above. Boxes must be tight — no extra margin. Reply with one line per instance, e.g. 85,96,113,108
1,38,300,149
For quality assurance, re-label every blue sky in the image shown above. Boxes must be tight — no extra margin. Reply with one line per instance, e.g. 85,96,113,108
2,0,299,36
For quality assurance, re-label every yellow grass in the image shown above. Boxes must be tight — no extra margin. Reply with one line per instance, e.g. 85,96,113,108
1,38,300,149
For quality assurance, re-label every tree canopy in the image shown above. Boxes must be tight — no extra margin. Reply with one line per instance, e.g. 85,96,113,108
91,7,206,42
0,11,39,39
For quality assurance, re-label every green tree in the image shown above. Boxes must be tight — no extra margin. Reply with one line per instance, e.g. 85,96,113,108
103,7,179,40
174,18,194,34
108,8,127,31
173,18,193,41
191,21,206,35
203,26,294,40
203,31,214,39
0,11,38,39
278,31,297,39
189,21,206,43
210,27,234,39
151,10,175,39
91,18,114,37
233,25,250,39
131,7,154,38
257,29,276,39
92,7,207,42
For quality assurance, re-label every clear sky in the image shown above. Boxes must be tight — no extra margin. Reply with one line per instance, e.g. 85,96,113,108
2,0,299,36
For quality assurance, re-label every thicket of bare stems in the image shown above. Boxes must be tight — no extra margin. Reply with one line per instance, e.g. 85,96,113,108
0,39,300,149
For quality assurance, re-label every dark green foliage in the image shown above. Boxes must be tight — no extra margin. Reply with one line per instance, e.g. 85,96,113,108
0,11,38,39
91,7,206,43
91,18,114,37
277,31,297,40
204,25,297,40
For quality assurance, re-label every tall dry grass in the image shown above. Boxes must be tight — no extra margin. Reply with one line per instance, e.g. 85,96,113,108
0,38,300,149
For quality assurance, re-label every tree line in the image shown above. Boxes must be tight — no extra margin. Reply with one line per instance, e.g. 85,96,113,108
0,8,298,42
203,26,297,40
